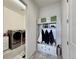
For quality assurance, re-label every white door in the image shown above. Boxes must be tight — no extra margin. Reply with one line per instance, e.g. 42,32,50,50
68,0,76,59
62,0,76,59
61,0,69,59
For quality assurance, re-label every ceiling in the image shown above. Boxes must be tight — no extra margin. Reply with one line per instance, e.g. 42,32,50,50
4,0,26,15
33,0,61,8
4,0,61,15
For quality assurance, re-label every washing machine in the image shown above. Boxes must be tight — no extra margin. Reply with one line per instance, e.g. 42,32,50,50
21,30,25,44
8,30,22,49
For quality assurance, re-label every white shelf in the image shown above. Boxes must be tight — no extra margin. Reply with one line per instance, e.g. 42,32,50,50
37,17,56,25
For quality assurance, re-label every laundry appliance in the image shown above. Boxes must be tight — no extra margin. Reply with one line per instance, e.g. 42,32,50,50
8,30,25,49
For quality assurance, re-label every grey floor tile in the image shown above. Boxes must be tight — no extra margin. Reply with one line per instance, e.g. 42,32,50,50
30,51,61,59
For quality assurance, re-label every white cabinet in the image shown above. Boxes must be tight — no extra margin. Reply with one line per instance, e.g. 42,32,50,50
37,16,57,24
3,36,9,51
37,44,57,56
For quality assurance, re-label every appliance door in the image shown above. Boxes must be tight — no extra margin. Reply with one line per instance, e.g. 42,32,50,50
13,32,21,44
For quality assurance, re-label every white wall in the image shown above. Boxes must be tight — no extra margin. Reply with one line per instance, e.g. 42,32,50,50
4,7,26,33
39,2,62,44
25,0,39,59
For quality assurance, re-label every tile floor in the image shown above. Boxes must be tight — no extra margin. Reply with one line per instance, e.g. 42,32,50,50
3,45,25,59
13,51,25,59
30,51,62,59
13,51,62,59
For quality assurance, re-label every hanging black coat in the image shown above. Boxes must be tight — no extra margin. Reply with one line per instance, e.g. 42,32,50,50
42,29,45,42
49,30,56,45
44,30,49,44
